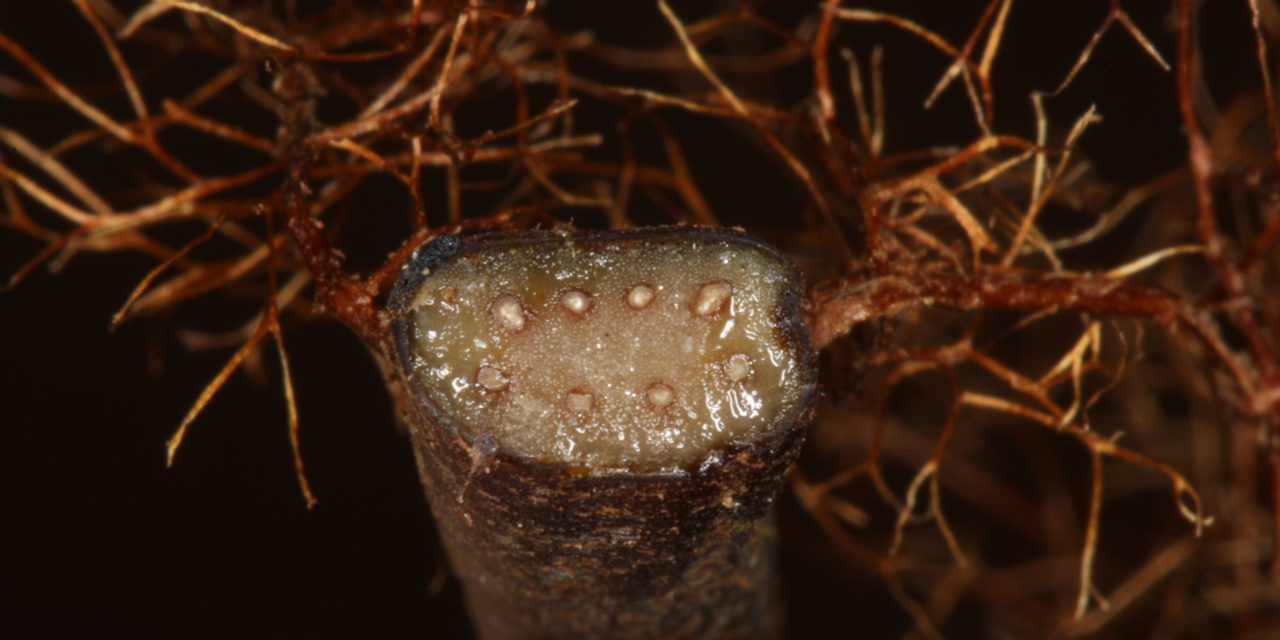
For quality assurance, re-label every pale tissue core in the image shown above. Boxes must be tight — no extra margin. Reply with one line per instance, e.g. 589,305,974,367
477,366,509,391
646,382,675,409
626,284,655,310
405,238,803,470
490,295,527,332
561,290,592,315
566,390,595,413
723,354,752,382
694,281,733,316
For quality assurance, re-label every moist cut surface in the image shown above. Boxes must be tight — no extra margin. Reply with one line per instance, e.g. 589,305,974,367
402,235,805,471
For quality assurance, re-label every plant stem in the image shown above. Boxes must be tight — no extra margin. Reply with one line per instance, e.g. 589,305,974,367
389,228,816,639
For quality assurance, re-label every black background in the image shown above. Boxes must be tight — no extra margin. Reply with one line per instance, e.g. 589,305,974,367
0,0,1245,637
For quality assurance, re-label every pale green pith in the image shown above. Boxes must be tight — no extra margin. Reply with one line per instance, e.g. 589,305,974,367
405,239,802,471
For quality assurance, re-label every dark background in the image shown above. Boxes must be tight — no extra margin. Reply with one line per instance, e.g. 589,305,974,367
0,0,1246,637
